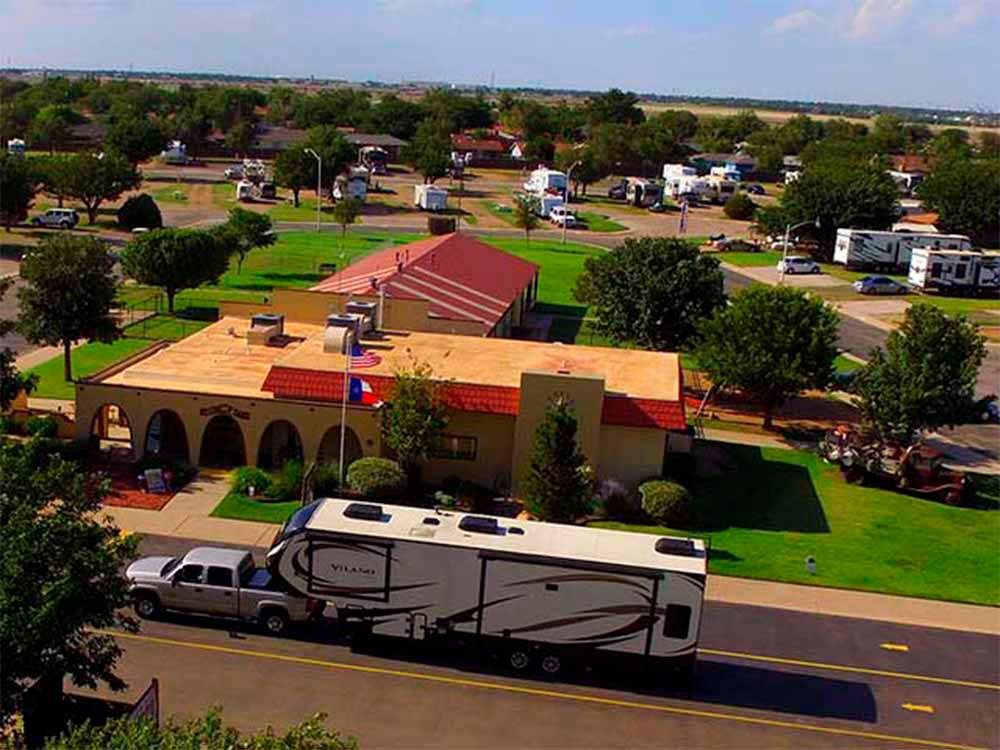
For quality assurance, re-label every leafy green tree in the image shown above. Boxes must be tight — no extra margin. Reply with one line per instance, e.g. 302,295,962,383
306,126,356,192
978,131,1000,159
0,440,139,728
224,120,256,157
104,114,167,164
332,197,362,243
380,360,449,484
0,279,36,409
523,396,593,523
750,143,784,181
855,304,986,446
555,146,607,196
63,150,141,224
634,116,689,174
512,193,541,245
574,237,726,351
723,192,756,220
696,285,839,429
924,129,972,164
780,160,898,259
120,227,231,313
585,88,645,127
587,123,637,173
364,94,426,140
116,193,163,230
917,158,1000,247
867,114,907,154
274,145,315,207
171,104,213,158
752,203,788,239
405,119,451,184
17,235,119,381
522,135,555,163
33,153,75,208
45,709,357,750
30,104,82,154
0,153,37,231
221,206,274,273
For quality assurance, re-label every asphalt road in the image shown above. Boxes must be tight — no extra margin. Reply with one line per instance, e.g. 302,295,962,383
78,535,1000,750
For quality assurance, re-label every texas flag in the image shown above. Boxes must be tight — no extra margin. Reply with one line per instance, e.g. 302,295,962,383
349,376,381,406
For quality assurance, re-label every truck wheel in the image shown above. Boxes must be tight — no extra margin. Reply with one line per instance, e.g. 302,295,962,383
508,649,531,672
133,593,161,619
540,654,562,676
261,609,290,636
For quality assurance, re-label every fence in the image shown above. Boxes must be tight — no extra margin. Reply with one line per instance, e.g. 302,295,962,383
117,290,221,342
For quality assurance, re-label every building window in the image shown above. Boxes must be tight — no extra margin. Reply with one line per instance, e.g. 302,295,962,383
433,435,477,461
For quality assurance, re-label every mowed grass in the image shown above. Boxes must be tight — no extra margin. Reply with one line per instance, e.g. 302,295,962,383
150,184,190,203
595,444,1000,605
212,491,300,525
267,198,339,223
719,250,782,267
26,338,155,400
576,211,626,232
481,237,604,311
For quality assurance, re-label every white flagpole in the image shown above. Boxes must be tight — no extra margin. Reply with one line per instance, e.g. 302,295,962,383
338,332,352,486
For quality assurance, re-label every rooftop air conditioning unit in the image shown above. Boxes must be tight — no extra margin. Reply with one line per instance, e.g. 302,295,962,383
323,313,362,354
345,301,378,333
251,313,284,335
247,313,285,346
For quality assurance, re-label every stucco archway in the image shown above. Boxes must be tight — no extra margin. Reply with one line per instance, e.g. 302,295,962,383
89,403,134,463
257,419,304,470
144,409,190,464
199,415,247,468
317,425,363,469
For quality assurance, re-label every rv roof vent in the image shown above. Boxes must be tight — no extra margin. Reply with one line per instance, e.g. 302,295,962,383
654,538,697,557
507,526,524,535
422,517,441,526
458,516,501,535
344,503,386,522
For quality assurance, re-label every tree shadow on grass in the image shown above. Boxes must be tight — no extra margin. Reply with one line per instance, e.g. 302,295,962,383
688,443,829,533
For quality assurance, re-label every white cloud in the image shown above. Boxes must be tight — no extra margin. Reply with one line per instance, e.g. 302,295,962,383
765,8,823,34
847,0,914,38
376,0,475,11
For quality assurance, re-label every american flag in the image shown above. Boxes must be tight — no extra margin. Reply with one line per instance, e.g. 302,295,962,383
349,342,382,369
678,199,689,235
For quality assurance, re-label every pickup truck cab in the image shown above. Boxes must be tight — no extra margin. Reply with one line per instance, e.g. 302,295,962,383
126,546,322,635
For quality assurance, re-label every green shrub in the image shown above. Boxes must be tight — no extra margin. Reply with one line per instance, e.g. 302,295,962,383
269,460,304,502
640,480,692,527
346,457,406,499
231,466,272,497
117,193,163,230
723,192,756,221
0,415,14,435
311,461,341,497
26,415,58,438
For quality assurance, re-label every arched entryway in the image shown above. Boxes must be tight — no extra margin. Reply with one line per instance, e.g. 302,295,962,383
89,404,134,463
144,409,190,464
317,425,363,468
199,415,247,468
257,420,304,470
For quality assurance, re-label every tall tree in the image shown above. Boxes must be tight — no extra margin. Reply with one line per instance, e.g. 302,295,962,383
0,153,37,231
696,285,839,429
0,279,36,410
855,304,986,446
404,119,452,184
555,146,607,196
306,126,356,193
63,151,141,224
220,206,274,273
30,104,82,154
512,193,540,245
523,396,593,523
224,119,256,157
17,235,119,381
0,440,139,729
379,360,449,485
917,158,1000,248
585,88,645,127
574,237,726,351
33,153,74,208
274,145,315,207
332,197,362,243
120,228,232,313
104,114,166,165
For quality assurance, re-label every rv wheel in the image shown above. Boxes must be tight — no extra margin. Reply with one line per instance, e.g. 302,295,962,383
508,650,531,671
540,655,562,675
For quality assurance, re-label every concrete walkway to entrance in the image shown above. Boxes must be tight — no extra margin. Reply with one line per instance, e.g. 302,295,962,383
101,472,1000,636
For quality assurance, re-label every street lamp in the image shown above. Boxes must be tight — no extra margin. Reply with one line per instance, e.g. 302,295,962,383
562,160,581,245
304,148,322,232
778,218,821,284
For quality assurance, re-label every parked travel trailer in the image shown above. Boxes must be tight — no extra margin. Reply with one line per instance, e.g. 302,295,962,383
663,164,697,181
6,138,26,157
333,172,368,201
523,168,567,196
414,184,448,211
709,166,741,182
887,170,924,196
160,140,191,165
533,193,565,218
235,180,255,202
909,249,1000,295
706,175,737,204
834,229,972,271
268,499,707,678
625,178,663,208
360,146,388,175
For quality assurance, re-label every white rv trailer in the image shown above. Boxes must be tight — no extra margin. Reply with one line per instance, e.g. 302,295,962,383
268,498,707,678
706,175,737,204
709,166,741,182
159,140,191,165
6,138,26,157
413,183,448,211
663,163,696,180
333,172,368,201
235,180,255,202
523,168,567,196
625,178,663,208
834,229,971,271
908,249,1000,295
360,146,388,175
532,193,565,218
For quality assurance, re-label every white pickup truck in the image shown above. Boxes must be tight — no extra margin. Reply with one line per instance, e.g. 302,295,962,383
126,546,323,635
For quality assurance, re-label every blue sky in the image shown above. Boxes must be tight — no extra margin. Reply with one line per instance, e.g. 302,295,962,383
0,0,996,110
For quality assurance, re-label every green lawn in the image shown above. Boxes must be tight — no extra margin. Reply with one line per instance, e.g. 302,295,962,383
123,314,213,342
150,184,190,203
595,444,1000,605
483,201,516,226
834,354,864,373
720,250,782,267
577,212,626,233
26,338,155,399
267,198,339,223
211,491,300,525
481,237,605,311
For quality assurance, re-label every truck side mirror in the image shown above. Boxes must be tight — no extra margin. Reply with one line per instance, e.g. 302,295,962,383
171,573,180,586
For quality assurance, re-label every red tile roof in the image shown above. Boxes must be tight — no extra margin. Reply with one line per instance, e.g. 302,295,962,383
261,367,685,430
890,154,929,173
311,233,539,335
451,134,508,153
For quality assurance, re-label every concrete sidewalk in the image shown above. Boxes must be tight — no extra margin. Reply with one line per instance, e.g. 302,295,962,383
102,474,1000,636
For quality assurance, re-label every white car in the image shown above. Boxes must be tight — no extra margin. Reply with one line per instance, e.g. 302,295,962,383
776,256,821,275
31,208,79,229
549,206,579,228
224,165,244,180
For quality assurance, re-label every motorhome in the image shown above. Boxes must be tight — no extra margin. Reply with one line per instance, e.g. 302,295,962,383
160,140,191,165
625,178,663,208
834,229,972,271
523,168,567,197
268,498,707,679
360,146,388,175
414,184,448,211
908,249,1000,295
235,180,255,202
6,138,26,157
334,171,369,201
533,193,565,218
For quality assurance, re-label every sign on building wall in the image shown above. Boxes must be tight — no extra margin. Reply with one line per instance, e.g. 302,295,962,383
199,404,250,420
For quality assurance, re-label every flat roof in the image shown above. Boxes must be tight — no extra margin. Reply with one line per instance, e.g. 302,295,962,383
307,498,707,575
96,317,681,407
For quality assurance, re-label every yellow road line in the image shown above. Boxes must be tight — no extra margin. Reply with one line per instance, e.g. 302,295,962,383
99,630,987,750
700,648,1000,691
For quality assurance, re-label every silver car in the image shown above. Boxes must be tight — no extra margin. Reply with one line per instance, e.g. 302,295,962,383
31,208,79,229
776,255,821,274
852,275,909,295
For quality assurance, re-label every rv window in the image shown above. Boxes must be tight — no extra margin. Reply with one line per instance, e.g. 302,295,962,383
663,604,692,639
275,502,320,544
931,263,943,279
955,265,967,279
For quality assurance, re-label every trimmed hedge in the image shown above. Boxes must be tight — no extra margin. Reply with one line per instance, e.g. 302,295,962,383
640,479,692,527
25,415,58,438
231,466,272,497
346,457,406,499
269,460,304,502
723,192,756,221
311,461,341,497
117,193,163,230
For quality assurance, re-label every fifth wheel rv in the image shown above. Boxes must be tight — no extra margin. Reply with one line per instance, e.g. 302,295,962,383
268,498,707,679
908,249,1000,295
833,229,971,272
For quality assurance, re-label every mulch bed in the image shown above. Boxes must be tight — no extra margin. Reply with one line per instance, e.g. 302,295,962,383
95,463,180,511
